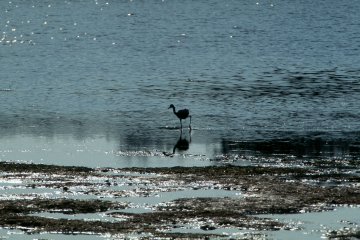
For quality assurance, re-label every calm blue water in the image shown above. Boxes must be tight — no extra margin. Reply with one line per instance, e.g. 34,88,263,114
1,0,360,166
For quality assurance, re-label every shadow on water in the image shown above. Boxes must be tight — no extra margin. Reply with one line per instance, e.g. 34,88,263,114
221,133,360,167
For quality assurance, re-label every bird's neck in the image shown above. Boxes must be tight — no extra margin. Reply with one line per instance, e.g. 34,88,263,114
171,106,176,114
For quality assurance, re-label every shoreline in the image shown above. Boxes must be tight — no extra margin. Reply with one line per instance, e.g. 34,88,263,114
0,162,359,238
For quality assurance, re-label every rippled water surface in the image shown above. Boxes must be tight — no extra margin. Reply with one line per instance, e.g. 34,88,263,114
1,0,360,166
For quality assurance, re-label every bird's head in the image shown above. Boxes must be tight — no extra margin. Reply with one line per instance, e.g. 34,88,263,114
168,104,175,109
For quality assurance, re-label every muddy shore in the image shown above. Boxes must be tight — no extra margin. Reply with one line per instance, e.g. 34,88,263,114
0,161,359,239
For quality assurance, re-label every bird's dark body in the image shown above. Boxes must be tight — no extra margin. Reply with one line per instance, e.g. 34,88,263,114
175,109,189,120
168,104,191,129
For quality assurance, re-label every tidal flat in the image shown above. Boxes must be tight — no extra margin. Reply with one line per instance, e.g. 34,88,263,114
0,161,359,239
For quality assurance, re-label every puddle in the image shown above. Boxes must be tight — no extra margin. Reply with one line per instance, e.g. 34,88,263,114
117,189,242,214
258,206,360,240
0,228,105,240
30,212,118,223
168,226,268,239
165,207,360,239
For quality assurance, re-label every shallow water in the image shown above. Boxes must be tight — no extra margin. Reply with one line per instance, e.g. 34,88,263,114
259,206,360,240
1,0,360,238
166,207,360,239
1,0,360,162
0,229,103,240
0,133,217,168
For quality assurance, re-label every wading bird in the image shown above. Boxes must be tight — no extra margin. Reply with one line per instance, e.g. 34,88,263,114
168,104,191,129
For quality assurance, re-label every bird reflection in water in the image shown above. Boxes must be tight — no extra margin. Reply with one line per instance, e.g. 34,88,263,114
163,104,192,157
172,129,191,154
163,129,192,157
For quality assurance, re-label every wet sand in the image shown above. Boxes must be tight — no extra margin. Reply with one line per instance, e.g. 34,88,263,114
0,161,359,239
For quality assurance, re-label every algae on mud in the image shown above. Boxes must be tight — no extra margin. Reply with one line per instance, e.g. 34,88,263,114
0,162,359,238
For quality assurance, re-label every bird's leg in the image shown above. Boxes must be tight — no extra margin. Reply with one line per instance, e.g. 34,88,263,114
189,116,192,130
180,119,183,129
